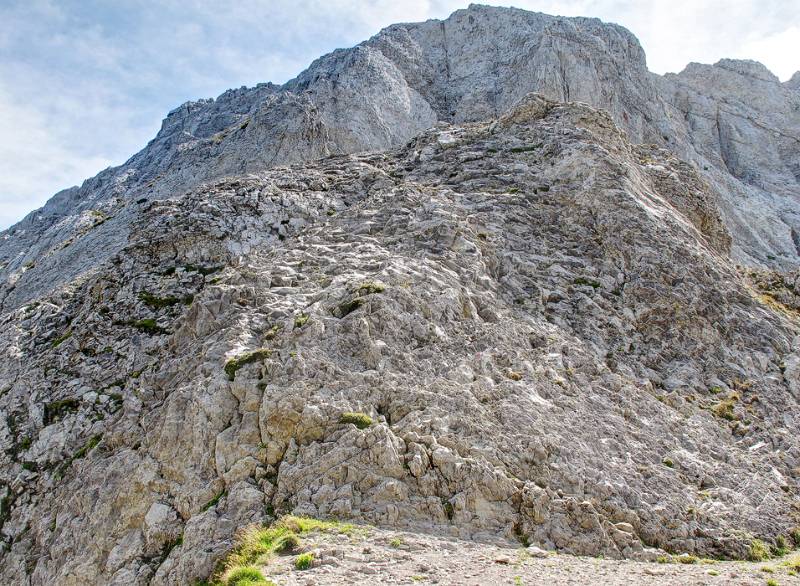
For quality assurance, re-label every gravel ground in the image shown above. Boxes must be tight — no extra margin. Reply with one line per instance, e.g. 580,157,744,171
259,525,800,585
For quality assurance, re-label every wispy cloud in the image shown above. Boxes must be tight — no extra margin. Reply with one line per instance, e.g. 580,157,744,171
0,0,797,229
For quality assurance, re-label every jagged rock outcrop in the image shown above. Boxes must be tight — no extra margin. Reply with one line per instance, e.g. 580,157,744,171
2,5,799,315
1,94,798,584
1,5,799,585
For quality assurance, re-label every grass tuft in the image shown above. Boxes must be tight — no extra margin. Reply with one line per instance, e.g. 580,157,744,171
225,565,273,585
339,412,373,429
749,539,771,562
210,515,353,584
712,393,740,421
294,552,314,570
224,349,272,381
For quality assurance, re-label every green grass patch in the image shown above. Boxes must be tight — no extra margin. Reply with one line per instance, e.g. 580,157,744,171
224,349,272,381
773,535,789,557
335,298,364,317
51,330,72,348
339,412,373,429
131,318,167,334
294,552,314,570
138,291,193,309
782,553,800,571
225,565,274,585
211,516,353,584
573,277,601,289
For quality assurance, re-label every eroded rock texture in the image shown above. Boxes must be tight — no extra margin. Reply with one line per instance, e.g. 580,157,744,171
1,4,799,585
1,95,798,584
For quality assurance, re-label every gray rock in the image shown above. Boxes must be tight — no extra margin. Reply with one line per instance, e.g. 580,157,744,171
0,5,799,585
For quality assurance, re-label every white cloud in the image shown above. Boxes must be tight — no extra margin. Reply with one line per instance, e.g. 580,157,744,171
0,88,114,229
0,0,797,230
736,25,800,80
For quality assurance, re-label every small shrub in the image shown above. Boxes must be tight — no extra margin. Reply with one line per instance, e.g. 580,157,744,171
339,412,372,429
765,579,779,586
773,535,788,556
761,566,774,573
295,552,314,570
294,314,309,329
184,264,221,276
656,555,671,564
749,539,771,562
707,569,719,576
712,393,740,421
663,458,674,468
443,500,455,521
677,554,698,564
224,349,272,381
389,537,403,548
791,528,800,547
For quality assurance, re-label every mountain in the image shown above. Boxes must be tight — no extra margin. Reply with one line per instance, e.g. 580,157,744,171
0,5,799,585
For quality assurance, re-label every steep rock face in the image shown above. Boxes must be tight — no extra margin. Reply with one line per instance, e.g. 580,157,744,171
2,5,799,314
1,96,798,585
660,60,800,263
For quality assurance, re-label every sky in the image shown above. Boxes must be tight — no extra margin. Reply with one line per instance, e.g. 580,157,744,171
0,0,798,230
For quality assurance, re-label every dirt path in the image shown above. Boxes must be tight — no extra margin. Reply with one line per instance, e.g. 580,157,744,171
257,525,800,585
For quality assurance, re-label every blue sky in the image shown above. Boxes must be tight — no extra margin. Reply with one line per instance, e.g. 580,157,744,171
1,0,798,229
